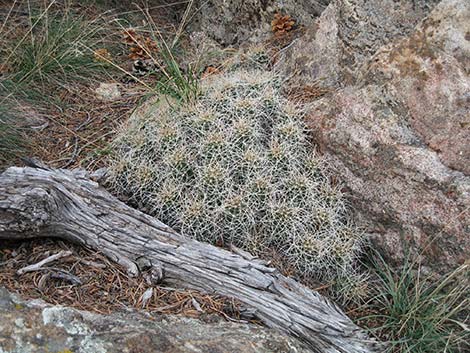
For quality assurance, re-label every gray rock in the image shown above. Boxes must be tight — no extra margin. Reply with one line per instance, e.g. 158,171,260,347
358,0,470,174
304,0,470,268
279,0,439,88
95,82,121,101
0,287,309,353
190,0,330,45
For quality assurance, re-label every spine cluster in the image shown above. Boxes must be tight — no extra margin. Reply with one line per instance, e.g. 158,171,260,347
109,67,363,281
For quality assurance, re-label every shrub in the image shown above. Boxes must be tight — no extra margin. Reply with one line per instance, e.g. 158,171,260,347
108,67,364,281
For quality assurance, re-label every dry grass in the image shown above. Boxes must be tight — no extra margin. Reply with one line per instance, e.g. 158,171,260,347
0,0,189,169
352,252,470,353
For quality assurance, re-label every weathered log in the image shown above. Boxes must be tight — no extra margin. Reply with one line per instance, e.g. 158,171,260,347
0,166,382,353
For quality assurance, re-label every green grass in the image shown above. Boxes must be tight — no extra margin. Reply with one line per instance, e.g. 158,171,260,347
0,0,199,168
1,2,109,102
2,1,199,103
154,0,199,102
359,252,469,353
115,2,200,103
154,44,200,102
0,1,114,166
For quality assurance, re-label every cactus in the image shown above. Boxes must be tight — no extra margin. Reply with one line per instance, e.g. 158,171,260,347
108,67,364,281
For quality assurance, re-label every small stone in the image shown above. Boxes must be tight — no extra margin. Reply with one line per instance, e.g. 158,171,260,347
95,83,121,101
15,317,25,328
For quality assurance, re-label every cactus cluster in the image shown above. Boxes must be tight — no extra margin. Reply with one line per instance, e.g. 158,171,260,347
108,68,364,281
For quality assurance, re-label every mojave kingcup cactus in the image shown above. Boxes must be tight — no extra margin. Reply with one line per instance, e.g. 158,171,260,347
108,65,364,281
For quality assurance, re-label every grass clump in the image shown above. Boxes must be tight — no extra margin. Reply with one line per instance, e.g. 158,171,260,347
153,45,199,102
117,10,200,102
108,67,364,281
360,252,470,353
0,2,108,101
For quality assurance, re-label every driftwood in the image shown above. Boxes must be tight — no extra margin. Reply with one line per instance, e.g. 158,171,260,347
0,166,382,353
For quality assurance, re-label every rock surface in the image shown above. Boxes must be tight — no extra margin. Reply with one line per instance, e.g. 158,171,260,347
95,82,121,101
190,0,330,45
279,0,439,88
189,0,469,268
0,287,308,353
301,0,470,267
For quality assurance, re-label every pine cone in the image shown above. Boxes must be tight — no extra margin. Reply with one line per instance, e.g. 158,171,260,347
271,13,295,36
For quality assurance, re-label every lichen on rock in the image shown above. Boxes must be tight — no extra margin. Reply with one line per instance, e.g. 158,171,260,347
0,287,308,353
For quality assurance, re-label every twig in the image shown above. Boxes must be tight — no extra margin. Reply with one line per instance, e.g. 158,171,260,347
50,270,82,285
17,250,72,275
79,259,106,269
20,157,51,170
75,111,92,131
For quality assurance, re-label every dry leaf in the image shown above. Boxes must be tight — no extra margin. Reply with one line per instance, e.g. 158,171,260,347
122,28,158,60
